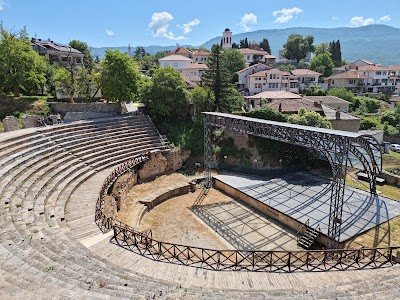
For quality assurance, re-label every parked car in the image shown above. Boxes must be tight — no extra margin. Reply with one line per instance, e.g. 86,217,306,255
389,144,400,153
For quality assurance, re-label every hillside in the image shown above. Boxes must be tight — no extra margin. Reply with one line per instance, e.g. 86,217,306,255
91,25,400,66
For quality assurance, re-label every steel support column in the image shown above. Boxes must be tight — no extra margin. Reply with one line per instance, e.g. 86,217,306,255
327,138,349,248
203,114,213,188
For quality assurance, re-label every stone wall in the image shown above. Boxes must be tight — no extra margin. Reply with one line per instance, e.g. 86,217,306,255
380,171,400,187
384,135,400,144
49,102,122,119
138,149,190,181
63,112,118,122
111,171,138,212
2,116,19,131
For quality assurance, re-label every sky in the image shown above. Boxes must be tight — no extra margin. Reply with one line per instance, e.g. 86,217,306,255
0,0,399,48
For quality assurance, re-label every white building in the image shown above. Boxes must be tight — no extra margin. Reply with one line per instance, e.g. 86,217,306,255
246,68,299,95
181,62,208,77
158,55,193,70
236,63,271,89
222,28,232,49
192,50,210,63
239,48,276,66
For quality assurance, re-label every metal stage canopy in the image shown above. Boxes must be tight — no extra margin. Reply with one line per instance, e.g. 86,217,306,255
203,112,383,248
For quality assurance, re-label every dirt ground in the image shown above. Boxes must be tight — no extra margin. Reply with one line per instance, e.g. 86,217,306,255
139,188,234,249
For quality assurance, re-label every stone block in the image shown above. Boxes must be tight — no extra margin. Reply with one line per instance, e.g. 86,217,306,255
2,116,19,131
21,115,39,129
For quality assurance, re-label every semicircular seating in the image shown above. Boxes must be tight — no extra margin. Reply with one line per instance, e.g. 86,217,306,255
0,115,399,300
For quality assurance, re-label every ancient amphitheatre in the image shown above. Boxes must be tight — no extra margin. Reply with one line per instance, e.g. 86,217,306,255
0,112,400,300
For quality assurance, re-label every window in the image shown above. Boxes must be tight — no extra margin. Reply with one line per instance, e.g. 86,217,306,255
254,83,261,88
376,71,382,76
268,83,278,88
290,82,297,88
331,80,335,85
349,79,356,84
247,55,250,60
283,83,288,88
173,63,179,68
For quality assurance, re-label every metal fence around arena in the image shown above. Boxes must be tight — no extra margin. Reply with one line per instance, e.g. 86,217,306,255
95,153,400,272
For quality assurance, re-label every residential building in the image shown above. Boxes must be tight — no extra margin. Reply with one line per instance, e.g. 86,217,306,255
303,96,351,112
192,50,210,62
323,71,371,93
31,38,84,67
236,63,271,89
158,55,193,70
181,62,208,77
244,91,302,110
245,91,360,132
291,69,323,90
239,48,276,66
354,65,396,94
246,68,299,95
168,47,193,58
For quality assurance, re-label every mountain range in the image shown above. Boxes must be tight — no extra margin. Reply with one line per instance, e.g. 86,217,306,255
91,25,400,66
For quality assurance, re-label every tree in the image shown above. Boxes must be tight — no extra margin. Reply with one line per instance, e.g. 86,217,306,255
232,42,239,49
101,49,141,102
260,38,271,54
141,66,188,122
240,38,249,49
309,53,335,77
314,43,331,56
283,34,315,63
303,84,327,96
69,40,94,70
327,87,355,102
191,86,215,112
133,46,148,59
221,49,246,82
0,27,47,96
288,108,332,128
330,40,342,67
245,106,287,122
202,44,231,112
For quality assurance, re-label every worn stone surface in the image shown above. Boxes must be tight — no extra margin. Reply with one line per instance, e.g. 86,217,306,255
63,111,118,122
21,115,38,129
49,102,122,117
2,116,19,131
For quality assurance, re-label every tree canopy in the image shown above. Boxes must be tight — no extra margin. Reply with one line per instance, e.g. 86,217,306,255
283,34,315,62
100,49,141,102
302,84,327,96
69,40,94,70
0,27,47,96
288,108,332,128
221,49,246,82
141,66,188,122
259,38,271,54
245,106,288,122
309,53,335,77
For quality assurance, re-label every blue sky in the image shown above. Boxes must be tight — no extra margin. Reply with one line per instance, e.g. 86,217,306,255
0,0,398,47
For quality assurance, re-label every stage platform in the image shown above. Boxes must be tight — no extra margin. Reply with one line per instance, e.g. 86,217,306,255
214,172,400,242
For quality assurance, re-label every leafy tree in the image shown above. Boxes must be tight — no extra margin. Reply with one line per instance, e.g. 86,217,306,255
100,49,141,102
202,44,231,112
221,49,246,82
277,64,295,72
283,34,315,62
260,38,271,54
314,43,331,56
142,66,188,122
133,46,148,58
232,42,239,49
381,110,399,127
245,106,287,122
154,50,169,60
0,27,47,96
327,87,355,102
303,84,327,96
240,38,249,48
360,117,379,130
288,108,332,128
309,53,335,77
190,86,215,112
69,40,94,70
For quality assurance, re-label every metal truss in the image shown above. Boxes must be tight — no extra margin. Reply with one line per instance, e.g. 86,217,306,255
203,112,382,248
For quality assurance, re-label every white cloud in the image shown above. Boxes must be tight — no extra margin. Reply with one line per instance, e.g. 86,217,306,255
332,16,339,21
350,16,374,26
105,29,115,36
0,0,5,11
179,19,200,34
149,12,186,40
272,7,303,24
378,15,391,23
239,13,257,32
